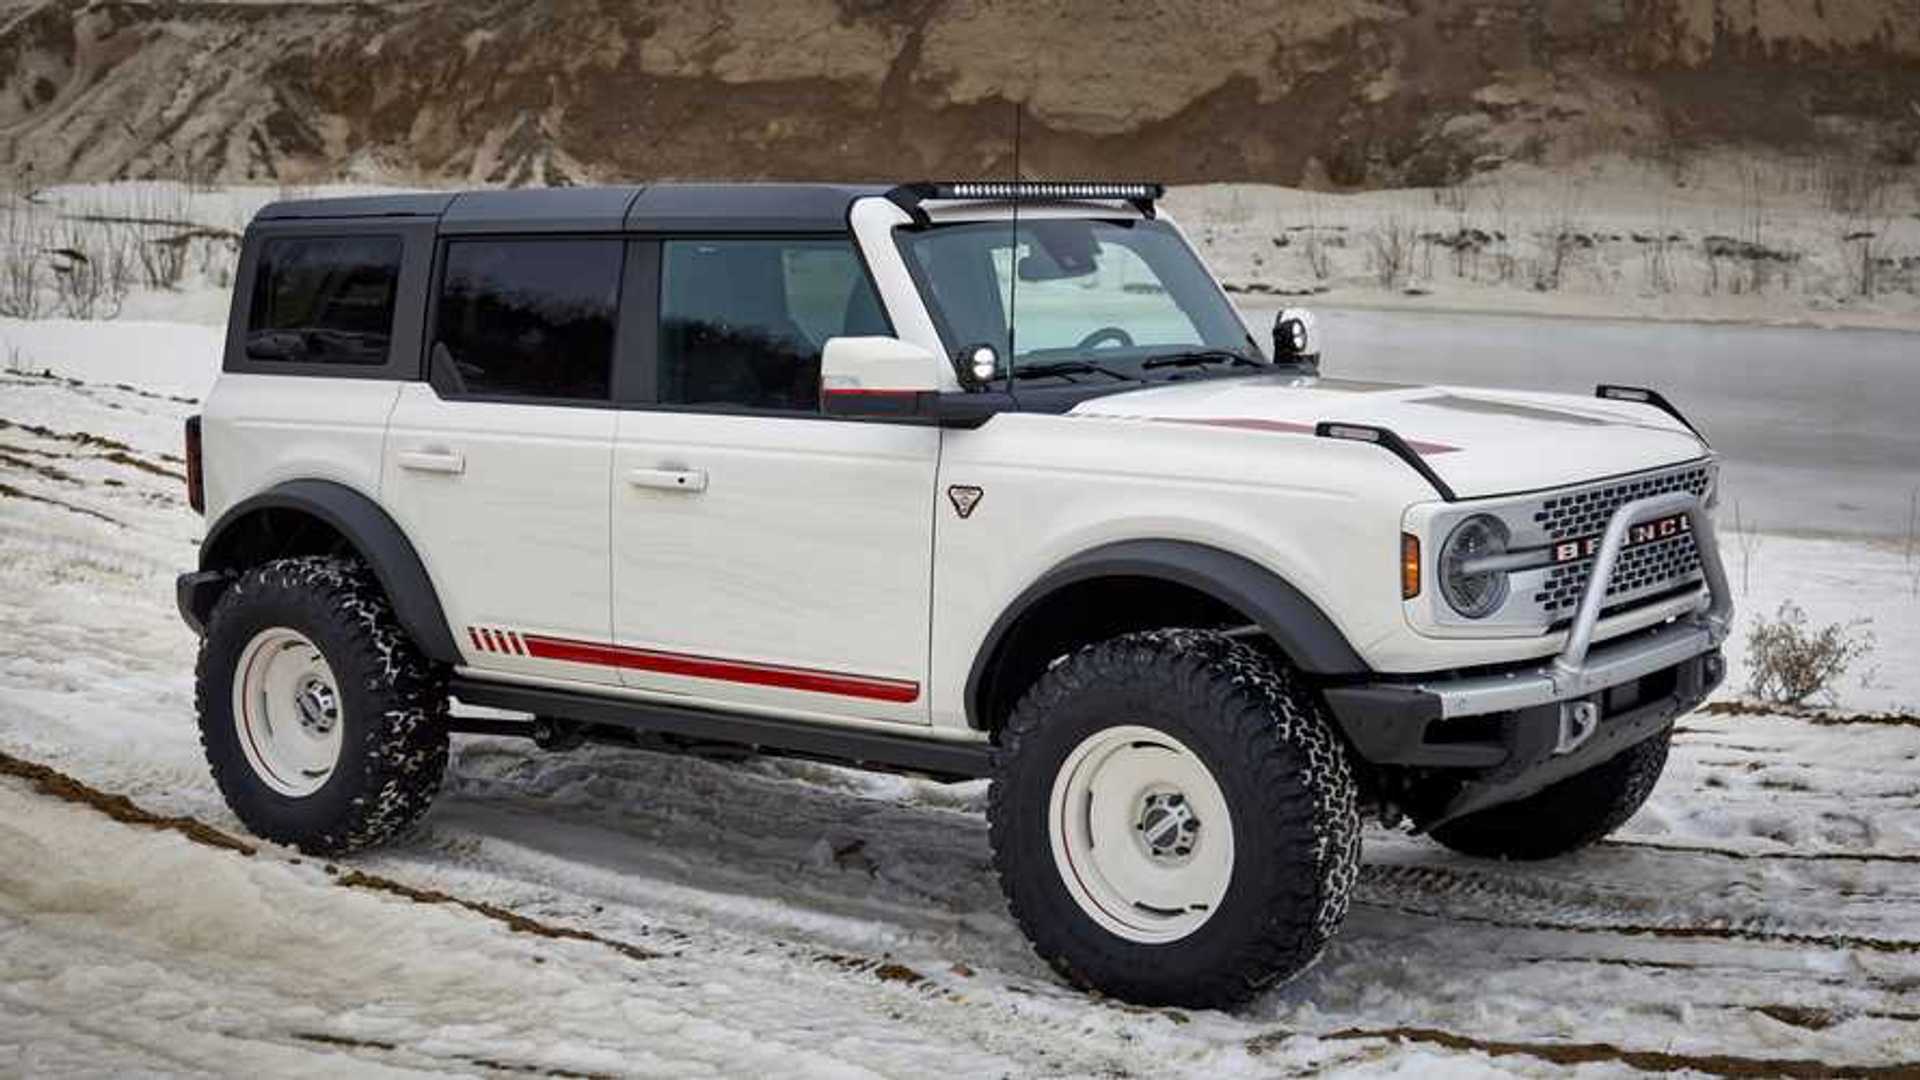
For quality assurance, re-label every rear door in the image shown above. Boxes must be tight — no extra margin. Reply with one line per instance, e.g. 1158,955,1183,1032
381,236,627,684
606,236,939,723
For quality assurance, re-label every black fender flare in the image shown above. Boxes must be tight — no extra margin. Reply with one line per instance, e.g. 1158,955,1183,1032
196,479,462,664
964,539,1369,727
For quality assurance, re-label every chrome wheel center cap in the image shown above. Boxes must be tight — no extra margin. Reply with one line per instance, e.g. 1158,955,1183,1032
1137,791,1199,860
294,678,338,735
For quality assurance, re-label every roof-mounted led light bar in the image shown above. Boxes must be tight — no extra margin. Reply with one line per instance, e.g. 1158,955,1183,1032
885,181,1165,225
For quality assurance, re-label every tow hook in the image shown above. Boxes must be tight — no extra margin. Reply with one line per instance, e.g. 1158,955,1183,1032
1554,700,1599,755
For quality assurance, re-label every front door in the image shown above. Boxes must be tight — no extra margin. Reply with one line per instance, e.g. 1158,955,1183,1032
609,236,938,723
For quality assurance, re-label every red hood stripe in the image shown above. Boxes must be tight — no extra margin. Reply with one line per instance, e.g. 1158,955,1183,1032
1155,416,1459,455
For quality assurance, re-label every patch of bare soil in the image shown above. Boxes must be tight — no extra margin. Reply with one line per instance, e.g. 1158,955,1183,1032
0,747,970,1003
326,868,662,963
1699,702,1920,728
290,1031,615,1078
1603,838,1920,865
0,416,135,453
1,1,1916,189
1247,1024,1920,1077
4,367,200,406
0,479,120,524
0,748,255,854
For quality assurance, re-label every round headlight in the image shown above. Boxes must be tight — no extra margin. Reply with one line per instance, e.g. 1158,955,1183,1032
1439,514,1511,619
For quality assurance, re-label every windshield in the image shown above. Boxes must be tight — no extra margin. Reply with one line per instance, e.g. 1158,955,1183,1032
895,218,1262,375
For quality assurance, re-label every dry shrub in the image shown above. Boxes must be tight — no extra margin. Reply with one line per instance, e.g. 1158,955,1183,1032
1744,600,1875,706
1366,216,1413,288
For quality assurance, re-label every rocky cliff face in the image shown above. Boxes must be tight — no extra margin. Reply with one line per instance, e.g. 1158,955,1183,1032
2,0,1917,189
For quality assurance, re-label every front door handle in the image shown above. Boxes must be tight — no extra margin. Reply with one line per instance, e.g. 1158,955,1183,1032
626,467,707,493
397,450,466,475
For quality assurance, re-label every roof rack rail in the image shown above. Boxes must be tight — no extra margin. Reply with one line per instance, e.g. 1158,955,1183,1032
885,181,1164,226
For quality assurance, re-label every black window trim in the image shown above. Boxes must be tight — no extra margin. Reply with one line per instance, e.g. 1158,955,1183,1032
421,231,632,409
223,219,433,382
620,229,897,419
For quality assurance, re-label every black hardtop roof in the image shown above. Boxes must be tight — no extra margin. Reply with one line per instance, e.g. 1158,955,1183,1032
254,183,894,233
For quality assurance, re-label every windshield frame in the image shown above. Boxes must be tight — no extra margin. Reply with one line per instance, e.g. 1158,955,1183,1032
890,214,1266,382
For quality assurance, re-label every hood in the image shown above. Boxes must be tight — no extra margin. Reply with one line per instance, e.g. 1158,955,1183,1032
1068,374,1709,499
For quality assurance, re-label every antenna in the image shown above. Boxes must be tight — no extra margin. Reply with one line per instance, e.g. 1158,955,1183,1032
1006,100,1021,367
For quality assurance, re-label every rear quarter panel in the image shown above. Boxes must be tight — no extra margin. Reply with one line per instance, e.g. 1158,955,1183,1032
200,374,401,521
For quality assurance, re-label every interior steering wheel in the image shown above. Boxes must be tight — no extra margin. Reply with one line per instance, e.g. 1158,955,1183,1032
1075,326,1135,350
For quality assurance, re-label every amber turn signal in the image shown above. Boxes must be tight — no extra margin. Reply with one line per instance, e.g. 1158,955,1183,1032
1401,532,1421,599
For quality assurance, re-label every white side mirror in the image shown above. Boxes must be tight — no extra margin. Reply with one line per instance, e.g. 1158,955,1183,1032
820,336,940,417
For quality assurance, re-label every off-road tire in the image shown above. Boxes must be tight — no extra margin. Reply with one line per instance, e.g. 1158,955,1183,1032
196,556,449,854
988,630,1361,1009
1429,727,1672,861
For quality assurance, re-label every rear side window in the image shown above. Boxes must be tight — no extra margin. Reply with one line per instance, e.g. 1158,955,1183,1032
432,238,624,402
660,238,887,411
247,236,401,365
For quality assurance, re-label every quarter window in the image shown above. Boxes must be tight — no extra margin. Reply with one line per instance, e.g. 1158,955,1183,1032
659,238,888,411
432,238,624,401
246,236,401,365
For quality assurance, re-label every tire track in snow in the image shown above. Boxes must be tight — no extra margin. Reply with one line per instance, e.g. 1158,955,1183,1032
0,748,666,966
1604,837,1920,865
1357,895,1920,955
1357,857,1920,952
0,747,1198,1077
0,745,990,1002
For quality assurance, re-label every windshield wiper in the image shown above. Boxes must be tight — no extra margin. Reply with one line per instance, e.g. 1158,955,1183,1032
1014,359,1136,383
1141,348,1264,371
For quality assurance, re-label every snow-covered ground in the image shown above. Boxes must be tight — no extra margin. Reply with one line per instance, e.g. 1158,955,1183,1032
4,182,1920,1075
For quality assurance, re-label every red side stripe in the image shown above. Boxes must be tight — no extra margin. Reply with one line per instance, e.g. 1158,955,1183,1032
468,627,485,651
520,634,920,704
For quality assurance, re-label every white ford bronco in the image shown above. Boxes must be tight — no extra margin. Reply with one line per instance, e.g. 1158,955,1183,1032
177,181,1730,1007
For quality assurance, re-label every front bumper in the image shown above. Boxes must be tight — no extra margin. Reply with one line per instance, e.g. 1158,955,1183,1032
1321,490,1732,824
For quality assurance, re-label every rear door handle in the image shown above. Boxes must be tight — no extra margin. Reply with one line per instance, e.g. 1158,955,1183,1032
396,450,465,475
626,467,707,493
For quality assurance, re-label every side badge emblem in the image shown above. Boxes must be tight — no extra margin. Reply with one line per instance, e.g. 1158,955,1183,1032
947,485,984,519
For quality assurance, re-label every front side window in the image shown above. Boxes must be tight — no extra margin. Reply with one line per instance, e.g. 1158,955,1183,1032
247,235,401,365
659,237,888,411
433,238,624,401
895,218,1258,374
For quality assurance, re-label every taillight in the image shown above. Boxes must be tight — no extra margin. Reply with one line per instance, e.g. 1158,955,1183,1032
184,415,204,514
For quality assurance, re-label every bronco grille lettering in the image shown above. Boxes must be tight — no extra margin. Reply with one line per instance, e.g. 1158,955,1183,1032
1550,511,1691,565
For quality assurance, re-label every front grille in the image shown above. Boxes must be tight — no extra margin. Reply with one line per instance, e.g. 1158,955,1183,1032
1525,465,1712,618
1536,533,1703,615
1532,465,1712,541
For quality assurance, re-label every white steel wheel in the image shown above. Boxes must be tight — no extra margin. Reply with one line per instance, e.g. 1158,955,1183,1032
231,627,345,798
1047,724,1235,944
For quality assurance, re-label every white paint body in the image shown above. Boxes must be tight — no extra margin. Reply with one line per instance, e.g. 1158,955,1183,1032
201,196,1713,742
